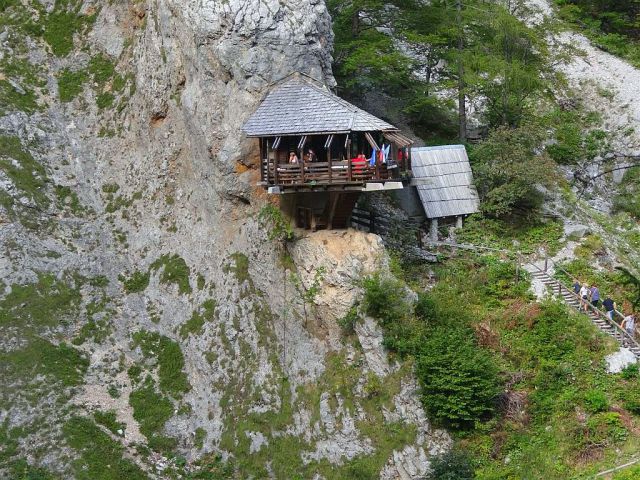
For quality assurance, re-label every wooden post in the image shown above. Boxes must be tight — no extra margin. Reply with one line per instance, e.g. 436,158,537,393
328,193,340,229
271,142,278,186
456,215,463,229
327,144,332,184
347,157,352,182
430,218,438,242
265,139,270,185
260,138,264,183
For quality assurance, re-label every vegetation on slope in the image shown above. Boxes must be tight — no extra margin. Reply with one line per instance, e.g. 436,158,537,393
554,0,640,66
329,0,613,219
361,251,640,478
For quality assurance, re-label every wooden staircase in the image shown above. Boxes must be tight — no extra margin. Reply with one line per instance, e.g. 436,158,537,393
529,268,640,358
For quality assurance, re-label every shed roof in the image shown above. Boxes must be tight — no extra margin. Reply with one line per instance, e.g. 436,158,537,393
411,145,480,219
242,75,399,137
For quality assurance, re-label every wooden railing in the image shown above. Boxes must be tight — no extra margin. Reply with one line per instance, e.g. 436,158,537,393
262,159,391,186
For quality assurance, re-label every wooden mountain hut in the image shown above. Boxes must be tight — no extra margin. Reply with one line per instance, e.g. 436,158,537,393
242,73,414,195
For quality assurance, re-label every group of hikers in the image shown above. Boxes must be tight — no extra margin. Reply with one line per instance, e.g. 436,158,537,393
573,280,636,338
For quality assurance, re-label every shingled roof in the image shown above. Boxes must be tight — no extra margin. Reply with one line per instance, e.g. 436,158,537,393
242,75,399,137
411,145,480,219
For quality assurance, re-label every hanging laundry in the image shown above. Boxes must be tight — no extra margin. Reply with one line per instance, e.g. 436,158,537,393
369,147,377,166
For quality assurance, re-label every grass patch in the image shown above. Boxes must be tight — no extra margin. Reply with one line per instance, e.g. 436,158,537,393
63,416,146,479
55,184,87,215
456,214,564,255
39,0,97,57
0,79,40,113
613,167,640,220
88,54,115,83
180,299,216,339
0,135,49,209
119,270,150,294
223,252,251,285
57,68,87,102
94,410,125,436
150,254,192,295
0,272,81,331
96,92,114,109
1,338,88,387
129,378,176,453
194,427,206,450
132,330,190,397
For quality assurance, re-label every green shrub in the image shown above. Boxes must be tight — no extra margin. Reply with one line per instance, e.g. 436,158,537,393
151,254,192,294
180,299,216,338
584,390,609,413
57,68,87,102
415,326,500,428
470,125,557,218
96,92,114,109
132,330,190,396
337,305,360,334
63,416,146,479
585,412,628,445
258,204,294,243
128,380,176,453
88,54,115,83
621,363,639,380
119,270,150,294
426,450,475,480
361,273,411,325
127,364,142,382
94,410,125,436
414,293,437,324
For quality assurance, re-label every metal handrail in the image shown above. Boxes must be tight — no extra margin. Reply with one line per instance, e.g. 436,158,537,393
525,260,640,351
542,256,629,324
427,240,640,350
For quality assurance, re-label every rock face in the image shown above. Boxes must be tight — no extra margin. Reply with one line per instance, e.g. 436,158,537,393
0,0,448,477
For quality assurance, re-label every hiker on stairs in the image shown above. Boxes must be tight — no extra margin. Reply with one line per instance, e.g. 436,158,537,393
580,284,590,313
573,279,581,296
622,313,636,340
590,284,600,308
603,297,617,322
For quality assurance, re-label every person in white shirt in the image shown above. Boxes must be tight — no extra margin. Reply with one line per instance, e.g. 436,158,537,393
622,314,636,339
579,284,590,313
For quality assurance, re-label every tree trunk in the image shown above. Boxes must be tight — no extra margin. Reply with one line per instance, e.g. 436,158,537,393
456,0,467,143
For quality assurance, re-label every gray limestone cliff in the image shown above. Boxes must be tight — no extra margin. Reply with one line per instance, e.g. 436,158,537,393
0,0,449,478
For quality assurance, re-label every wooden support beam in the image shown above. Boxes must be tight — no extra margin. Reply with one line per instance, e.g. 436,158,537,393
327,140,332,184
430,218,438,242
328,193,340,230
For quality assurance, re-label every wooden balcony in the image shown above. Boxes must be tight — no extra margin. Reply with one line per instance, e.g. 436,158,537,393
261,159,401,192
